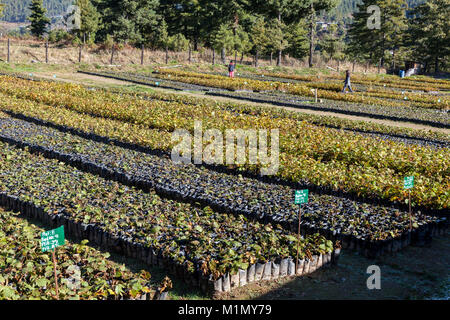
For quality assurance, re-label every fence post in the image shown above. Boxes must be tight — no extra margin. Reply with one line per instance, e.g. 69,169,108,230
7,38,10,63
110,44,114,65
45,39,48,63
188,45,191,63
141,44,144,65
165,46,168,64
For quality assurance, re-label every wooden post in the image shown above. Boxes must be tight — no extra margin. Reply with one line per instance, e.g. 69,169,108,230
52,249,59,299
110,44,114,65
7,38,10,63
188,45,191,63
141,44,144,65
165,46,168,64
78,45,82,63
212,49,215,65
409,189,412,231
315,88,318,103
295,205,302,274
45,39,48,63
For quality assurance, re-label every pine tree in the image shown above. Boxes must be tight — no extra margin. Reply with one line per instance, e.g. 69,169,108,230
212,23,235,64
28,0,50,38
250,17,269,67
348,0,408,68
320,23,345,62
232,25,251,63
408,0,450,73
267,18,288,66
0,1,4,19
75,0,101,43
285,20,309,59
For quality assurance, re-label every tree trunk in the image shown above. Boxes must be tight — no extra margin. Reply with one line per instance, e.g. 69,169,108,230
194,38,198,51
212,49,215,65
380,34,386,68
240,52,244,64
308,2,315,68
221,48,225,64
234,51,237,63
255,51,259,68
392,48,395,72
352,60,355,73
337,59,340,72
277,49,282,66
270,52,273,65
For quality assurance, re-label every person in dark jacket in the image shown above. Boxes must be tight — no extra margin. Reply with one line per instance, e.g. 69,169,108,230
342,70,353,93
228,60,235,78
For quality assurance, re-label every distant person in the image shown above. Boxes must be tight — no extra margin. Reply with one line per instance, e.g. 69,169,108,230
228,60,235,78
342,70,353,93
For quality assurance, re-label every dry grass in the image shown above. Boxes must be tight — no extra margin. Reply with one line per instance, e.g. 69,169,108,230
0,37,385,74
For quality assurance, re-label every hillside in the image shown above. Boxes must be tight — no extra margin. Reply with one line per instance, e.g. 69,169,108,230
0,0,73,23
323,0,425,23
0,0,428,24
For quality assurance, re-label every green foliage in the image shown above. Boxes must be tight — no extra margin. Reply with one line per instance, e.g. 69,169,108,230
285,20,309,59
0,1,4,19
348,0,408,67
27,0,50,38
0,0,73,23
169,33,189,52
73,0,100,43
320,23,346,61
212,23,234,53
250,17,268,54
48,28,72,43
407,0,450,73
267,18,288,53
156,19,170,48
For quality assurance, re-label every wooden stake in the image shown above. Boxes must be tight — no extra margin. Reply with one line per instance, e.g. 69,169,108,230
409,189,412,231
52,249,59,299
7,38,10,63
45,39,48,64
110,45,114,65
295,205,302,275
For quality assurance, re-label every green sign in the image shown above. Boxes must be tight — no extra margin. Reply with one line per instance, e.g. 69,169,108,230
41,226,65,252
404,176,414,189
295,189,309,204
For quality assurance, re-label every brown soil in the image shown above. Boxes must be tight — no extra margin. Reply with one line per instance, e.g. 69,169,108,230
215,232,449,300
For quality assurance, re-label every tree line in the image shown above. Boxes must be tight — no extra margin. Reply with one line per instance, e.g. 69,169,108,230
1,0,449,72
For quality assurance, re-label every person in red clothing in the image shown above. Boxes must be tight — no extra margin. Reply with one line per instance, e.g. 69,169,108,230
228,60,236,78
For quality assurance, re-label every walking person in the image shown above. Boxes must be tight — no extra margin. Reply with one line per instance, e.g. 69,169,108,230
228,60,235,78
342,69,353,93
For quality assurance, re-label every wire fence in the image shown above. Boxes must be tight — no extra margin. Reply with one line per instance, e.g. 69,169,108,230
0,37,385,73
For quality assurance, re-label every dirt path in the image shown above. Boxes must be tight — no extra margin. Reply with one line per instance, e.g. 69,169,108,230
215,232,449,300
35,71,449,135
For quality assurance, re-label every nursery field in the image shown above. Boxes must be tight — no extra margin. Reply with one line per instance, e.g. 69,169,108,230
0,69,448,300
